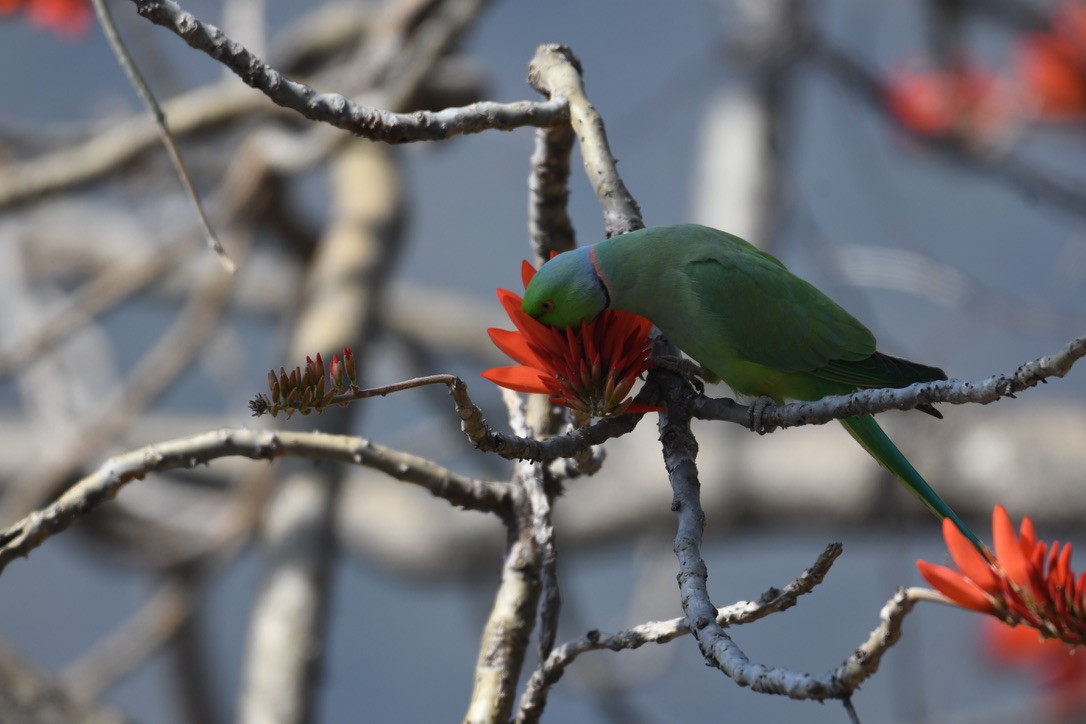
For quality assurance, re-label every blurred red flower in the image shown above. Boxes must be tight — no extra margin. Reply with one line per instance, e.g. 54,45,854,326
885,60,1004,137
0,0,91,38
1017,2,1086,119
986,619,1086,720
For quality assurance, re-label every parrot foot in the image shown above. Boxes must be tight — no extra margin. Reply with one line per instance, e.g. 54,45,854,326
748,396,777,435
652,355,711,393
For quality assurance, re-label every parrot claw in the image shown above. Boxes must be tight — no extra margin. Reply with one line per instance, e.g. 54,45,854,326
748,396,777,435
653,355,711,393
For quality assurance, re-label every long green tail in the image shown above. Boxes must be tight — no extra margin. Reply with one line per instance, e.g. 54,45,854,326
840,414,982,549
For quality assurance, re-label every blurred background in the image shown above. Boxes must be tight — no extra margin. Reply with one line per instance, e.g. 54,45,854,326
1,0,1085,721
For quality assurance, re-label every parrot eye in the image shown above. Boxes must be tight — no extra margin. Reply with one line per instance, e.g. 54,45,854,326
540,300,555,312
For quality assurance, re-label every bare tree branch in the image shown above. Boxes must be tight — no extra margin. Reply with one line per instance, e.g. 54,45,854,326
654,346,992,704
528,124,576,260
515,543,844,722
464,457,543,724
691,335,1086,430
0,637,129,724
833,586,951,691
527,44,643,236
93,0,234,271
0,6,375,210
0,428,513,574
127,0,568,142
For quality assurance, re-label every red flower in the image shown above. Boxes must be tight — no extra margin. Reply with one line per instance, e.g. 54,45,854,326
918,505,1086,648
0,0,91,38
1017,2,1086,120
482,260,657,420
885,59,1005,137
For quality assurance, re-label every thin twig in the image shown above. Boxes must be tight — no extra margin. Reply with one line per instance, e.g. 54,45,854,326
61,575,195,700
92,0,234,272
833,586,952,691
253,372,648,462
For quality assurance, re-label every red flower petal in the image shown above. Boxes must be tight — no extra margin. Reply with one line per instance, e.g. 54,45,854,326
487,328,546,369
994,504,1036,593
917,560,997,613
520,260,536,289
480,366,552,395
943,517,1000,593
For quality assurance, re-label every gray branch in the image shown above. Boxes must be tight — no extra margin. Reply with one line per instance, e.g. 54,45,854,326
691,335,1086,431
528,124,576,260
515,543,843,722
129,0,568,142
0,428,512,575
527,44,643,236
658,364,972,702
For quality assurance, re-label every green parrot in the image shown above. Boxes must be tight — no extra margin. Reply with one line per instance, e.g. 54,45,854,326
522,223,980,546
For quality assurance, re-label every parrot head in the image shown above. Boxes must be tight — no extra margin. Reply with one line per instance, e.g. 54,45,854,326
522,247,609,328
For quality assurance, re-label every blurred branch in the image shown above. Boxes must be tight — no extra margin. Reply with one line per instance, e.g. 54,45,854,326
128,0,568,142
61,575,195,701
0,637,128,724
0,5,371,210
0,83,264,210
60,465,272,699
0,231,249,524
239,136,405,722
0,234,196,378
0,128,279,380
515,542,844,722
0,428,513,574
691,335,1086,430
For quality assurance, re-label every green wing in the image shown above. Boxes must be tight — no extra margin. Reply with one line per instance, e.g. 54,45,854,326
682,229,944,388
818,353,946,388
683,234,875,373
